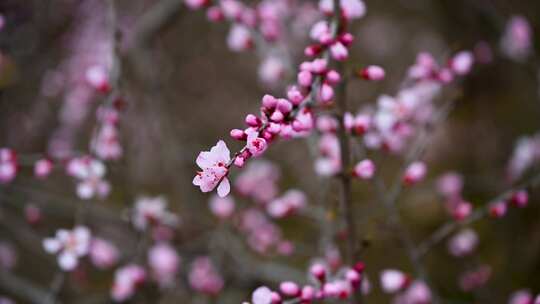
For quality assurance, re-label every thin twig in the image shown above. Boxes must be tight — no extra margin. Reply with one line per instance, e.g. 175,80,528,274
417,171,540,257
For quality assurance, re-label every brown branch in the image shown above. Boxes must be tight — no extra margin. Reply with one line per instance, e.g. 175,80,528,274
0,271,54,304
417,170,540,258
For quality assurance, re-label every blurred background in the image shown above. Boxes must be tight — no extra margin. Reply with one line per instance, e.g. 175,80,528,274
0,0,540,303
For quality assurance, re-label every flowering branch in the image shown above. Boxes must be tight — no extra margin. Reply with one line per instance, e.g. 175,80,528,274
417,170,540,258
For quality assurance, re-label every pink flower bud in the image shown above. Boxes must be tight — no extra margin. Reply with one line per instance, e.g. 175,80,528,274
326,70,341,85
305,45,322,57
287,86,304,106
206,6,224,22
489,201,507,218
330,42,349,61
380,269,409,293
298,71,313,87
301,285,315,301
230,129,247,140
209,195,235,219
449,51,474,75
403,161,427,186
346,269,361,289
353,114,371,135
319,32,334,45
318,83,334,104
280,281,300,297
453,201,472,221
185,0,209,10
311,58,328,74
85,65,110,93
234,156,245,168
276,99,293,114
353,159,375,180
310,263,327,282
511,190,528,208
34,158,53,178
359,65,385,81
262,94,277,109
267,123,281,134
25,204,42,225
245,114,261,127
339,33,355,46
270,110,284,122
448,229,478,257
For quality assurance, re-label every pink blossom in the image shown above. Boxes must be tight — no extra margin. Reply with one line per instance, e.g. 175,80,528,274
500,16,532,61
34,158,53,178
380,269,409,293
489,201,508,218
310,21,331,42
25,204,42,225
85,65,110,93
0,148,17,184
91,123,122,160
310,262,328,281
315,134,341,176
452,201,472,221
43,226,91,271
398,281,432,304
509,290,533,304
403,161,427,186
319,0,366,20
246,129,268,157
148,243,180,286
0,242,17,270
189,257,224,295
185,0,208,10
507,134,540,181
511,190,529,208
67,156,110,199
448,229,478,257
193,140,232,197
436,172,463,199
89,238,119,269
235,160,280,203
227,24,252,52
267,189,307,218
111,264,146,302
353,159,376,180
459,265,491,292
449,51,474,75
132,196,178,231
330,42,349,61
220,0,244,19
209,194,235,219
258,56,286,85
252,286,273,304
280,281,300,296
360,65,385,81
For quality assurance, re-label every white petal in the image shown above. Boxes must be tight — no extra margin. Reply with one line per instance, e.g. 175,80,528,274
252,286,273,304
217,177,231,198
77,181,94,199
58,252,78,271
43,238,61,253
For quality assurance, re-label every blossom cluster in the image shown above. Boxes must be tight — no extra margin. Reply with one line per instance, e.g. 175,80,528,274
246,260,366,304
194,0,368,197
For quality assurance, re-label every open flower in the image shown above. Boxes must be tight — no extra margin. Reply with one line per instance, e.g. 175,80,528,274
111,264,146,302
193,140,232,197
132,196,178,231
43,226,91,271
67,156,110,199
